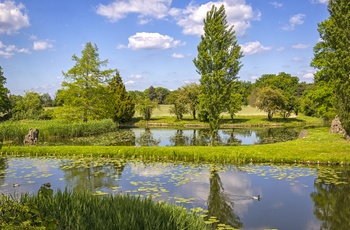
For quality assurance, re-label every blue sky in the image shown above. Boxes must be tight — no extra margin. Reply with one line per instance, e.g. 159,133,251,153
1,0,329,96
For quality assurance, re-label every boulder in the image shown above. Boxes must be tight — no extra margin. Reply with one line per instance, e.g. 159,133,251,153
330,115,347,136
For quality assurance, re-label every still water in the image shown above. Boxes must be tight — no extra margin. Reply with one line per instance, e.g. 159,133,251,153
1,157,349,229
42,127,301,146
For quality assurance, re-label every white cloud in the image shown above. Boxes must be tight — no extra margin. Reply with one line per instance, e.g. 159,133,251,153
300,69,315,79
172,53,185,58
129,74,144,79
96,0,171,24
16,48,30,54
116,43,127,49
282,14,305,31
127,32,182,50
0,1,30,34
241,41,272,55
0,41,30,58
292,57,304,62
170,0,260,37
125,80,135,85
311,0,328,4
269,2,283,8
276,47,285,52
0,50,13,58
33,41,53,51
292,43,309,49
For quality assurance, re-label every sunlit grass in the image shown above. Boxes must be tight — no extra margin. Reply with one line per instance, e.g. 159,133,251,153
1,190,209,230
2,127,349,164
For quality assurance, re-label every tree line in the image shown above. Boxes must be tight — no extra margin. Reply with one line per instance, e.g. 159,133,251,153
0,1,348,138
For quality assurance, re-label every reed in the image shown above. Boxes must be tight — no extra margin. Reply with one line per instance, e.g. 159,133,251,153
1,190,208,230
2,127,350,165
0,119,117,141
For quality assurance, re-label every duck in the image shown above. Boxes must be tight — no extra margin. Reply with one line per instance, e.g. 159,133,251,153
252,195,261,201
13,183,21,187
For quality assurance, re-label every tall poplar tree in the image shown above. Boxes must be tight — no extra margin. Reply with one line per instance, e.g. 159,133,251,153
193,5,243,144
61,42,115,122
311,0,350,134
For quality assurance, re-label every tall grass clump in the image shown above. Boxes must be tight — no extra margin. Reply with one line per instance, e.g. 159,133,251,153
0,119,117,142
1,189,209,230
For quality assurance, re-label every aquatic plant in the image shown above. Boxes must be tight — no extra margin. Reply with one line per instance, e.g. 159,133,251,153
1,187,209,230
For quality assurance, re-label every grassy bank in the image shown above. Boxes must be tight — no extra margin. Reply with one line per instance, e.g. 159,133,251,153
2,127,349,165
1,189,208,230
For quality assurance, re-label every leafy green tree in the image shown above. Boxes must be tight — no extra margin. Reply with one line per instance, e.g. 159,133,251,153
166,89,189,120
128,90,143,101
300,83,336,120
12,91,43,120
0,66,11,116
239,81,253,106
255,86,284,120
135,96,158,121
227,92,243,121
155,87,170,104
144,86,157,101
311,0,350,133
182,83,200,120
40,93,53,107
193,5,243,144
252,72,299,118
60,42,115,122
105,71,135,124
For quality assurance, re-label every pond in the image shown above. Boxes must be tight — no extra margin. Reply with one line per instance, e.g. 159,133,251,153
40,126,302,146
1,156,349,229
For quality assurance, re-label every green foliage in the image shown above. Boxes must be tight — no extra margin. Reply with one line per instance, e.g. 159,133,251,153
105,71,135,124
0,66,11,116
193,5,243,143
154,87,170,104
2,127,350,165
0,119,117,143
300,83,336,120
60,42,115,122
182,83,200,119
11,91,44,120
252,72,300,119
311,0,350,133
227,91,243,121
40,93,53,107
254,86,284,120
1,189,208,230
135,96,158,121
166,89,189,120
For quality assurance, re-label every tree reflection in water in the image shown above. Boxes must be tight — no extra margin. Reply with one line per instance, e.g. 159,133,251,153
311,168,350,230
207,166,243,229
169,130,190,146
62,159,126,193
136,128,160,146
255,127,300,144
0,157,7,185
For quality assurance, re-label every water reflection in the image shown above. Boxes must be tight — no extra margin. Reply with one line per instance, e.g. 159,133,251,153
5,158,350,229
62,159,127,193
0,157,7,184
311,168,350,229
135,128,161,146
208,166,243,228
30,127,301,146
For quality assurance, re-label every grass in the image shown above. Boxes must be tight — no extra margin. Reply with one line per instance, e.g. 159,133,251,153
133,105,324,127
0,119,118,142
2,127,349,165
1,189,209,230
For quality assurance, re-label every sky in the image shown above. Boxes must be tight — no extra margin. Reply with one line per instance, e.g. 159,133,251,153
0,0,330,96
